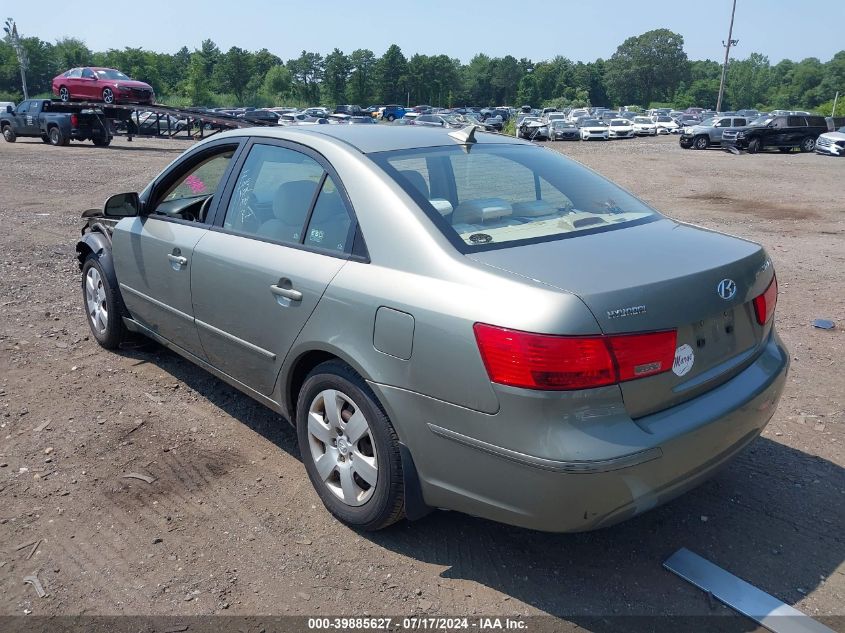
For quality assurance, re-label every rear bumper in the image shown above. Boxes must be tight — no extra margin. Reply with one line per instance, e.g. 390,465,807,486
373,330,789,532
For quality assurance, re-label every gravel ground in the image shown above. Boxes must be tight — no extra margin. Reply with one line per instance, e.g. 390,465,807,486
0,133,842,631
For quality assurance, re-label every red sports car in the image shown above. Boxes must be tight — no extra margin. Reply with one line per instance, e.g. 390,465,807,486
52,67,155,105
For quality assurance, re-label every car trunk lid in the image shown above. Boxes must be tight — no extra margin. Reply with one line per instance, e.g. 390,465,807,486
469,218,774,417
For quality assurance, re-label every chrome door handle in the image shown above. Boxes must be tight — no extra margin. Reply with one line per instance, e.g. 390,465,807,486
167,254,187,266
270,284,302,301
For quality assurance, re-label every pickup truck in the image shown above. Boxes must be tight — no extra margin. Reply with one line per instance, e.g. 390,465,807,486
720,114,828,153
1,99,112,146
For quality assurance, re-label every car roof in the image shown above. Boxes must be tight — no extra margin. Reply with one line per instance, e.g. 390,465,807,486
213,124,530,154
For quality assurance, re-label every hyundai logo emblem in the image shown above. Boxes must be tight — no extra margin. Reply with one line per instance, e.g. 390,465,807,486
717,279,737,301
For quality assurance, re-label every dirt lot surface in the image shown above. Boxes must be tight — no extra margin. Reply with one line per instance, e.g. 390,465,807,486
0,133,843,630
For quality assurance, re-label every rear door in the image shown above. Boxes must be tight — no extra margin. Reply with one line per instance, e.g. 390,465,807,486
112,139,244,358
786,116,806,146
190,140,356,395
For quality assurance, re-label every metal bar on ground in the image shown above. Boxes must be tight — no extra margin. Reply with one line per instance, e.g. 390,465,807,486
664,548,835,633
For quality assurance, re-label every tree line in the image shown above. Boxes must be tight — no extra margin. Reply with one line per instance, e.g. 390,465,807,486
1,27,842,113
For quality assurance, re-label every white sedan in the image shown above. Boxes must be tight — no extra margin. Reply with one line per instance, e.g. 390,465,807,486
607,118,635,139
579,119,609,140
653,116,680,134
632,116,658,136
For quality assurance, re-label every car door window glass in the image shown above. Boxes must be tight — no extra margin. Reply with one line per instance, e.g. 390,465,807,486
787,116,805,127
68,68,82,79
81,68,96,79
303,175,353,253
153,149,235,221
223,143,324,244
734,118,747,127
16,101,29,114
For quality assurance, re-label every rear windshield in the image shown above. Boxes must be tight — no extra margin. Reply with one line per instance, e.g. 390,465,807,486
371,144,658,251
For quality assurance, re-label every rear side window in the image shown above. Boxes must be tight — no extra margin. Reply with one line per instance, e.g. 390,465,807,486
806,116,826,127
68,68,82,78
303,176,353,252
734,118,747,127
374,144,656,251
223,143,323,244
787,116,806,127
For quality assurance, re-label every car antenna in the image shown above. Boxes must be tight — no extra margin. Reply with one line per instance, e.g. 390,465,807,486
448,124,479,148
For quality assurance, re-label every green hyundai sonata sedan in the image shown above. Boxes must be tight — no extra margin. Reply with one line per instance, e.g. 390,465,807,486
76,125,788,532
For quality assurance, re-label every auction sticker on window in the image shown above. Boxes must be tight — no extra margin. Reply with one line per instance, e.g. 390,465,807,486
673,344,695,377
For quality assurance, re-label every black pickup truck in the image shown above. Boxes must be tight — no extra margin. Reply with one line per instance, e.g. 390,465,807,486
720,114,828,153
1,99,112,146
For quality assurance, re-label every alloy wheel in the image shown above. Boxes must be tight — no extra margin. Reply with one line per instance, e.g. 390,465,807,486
102,88,114,104
59,87,70,102
307,388,378,507
85,266,108,335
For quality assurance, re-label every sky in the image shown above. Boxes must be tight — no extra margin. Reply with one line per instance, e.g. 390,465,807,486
11,0,845,64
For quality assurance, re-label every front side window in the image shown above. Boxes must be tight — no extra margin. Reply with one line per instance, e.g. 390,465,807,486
223,144,323,244
81,68,96,79
161,151,234,204
374,144,657,251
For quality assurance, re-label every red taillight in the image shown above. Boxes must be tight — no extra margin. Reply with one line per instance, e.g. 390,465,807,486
753,275,778,325
70,114,78,127
473,324,676,391
607,331,677,382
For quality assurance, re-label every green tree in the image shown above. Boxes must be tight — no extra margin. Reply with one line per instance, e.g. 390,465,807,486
725,52,770,109
52,37,91,70
375,44,407,104
604,29,689,107
347,48,376,105
214,47,253,103
262,65,291,102
322,48,350,105
288,51,323,105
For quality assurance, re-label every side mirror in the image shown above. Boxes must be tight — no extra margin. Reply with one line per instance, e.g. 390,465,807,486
103,192,140,217
5,105,12,114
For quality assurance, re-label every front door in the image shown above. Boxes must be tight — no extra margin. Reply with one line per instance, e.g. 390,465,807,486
14,101,38,135
112,143,241,358
191,142,356,395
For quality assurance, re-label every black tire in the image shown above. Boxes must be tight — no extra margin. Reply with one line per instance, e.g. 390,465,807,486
296,360,405,530
386,114,395,122
799,136,815,153
679,138,693,149
693,135,709,150
48,126,68,146
102,88,115,104
81,252,126,350
93,137,111,147
59,86,70,102
2,124,15,143
747,137,762,154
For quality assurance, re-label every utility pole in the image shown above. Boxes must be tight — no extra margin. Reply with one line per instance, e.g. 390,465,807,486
716,0,738,113
3,18,29,100
833,91,839,117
